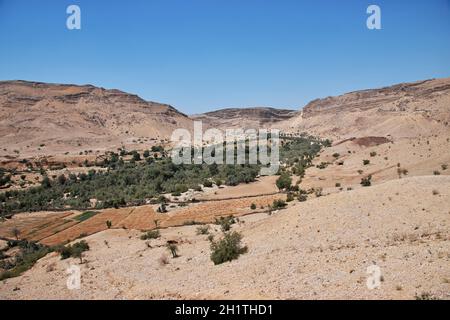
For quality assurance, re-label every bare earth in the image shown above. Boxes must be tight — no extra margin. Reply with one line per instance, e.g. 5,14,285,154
1,176,448,299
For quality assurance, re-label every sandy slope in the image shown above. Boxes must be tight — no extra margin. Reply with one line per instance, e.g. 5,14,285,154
1,176,448,300
276,78,450,140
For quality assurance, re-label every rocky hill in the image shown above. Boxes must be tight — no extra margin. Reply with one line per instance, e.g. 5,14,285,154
277,78,450,139
0,80,193,158
191,107,296,130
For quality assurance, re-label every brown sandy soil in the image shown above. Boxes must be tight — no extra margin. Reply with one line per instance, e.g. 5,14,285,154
300,134,450,194
0,211,75,240
196,176,279,200
0,194,285,246
1,176,448,300
276,78,450,140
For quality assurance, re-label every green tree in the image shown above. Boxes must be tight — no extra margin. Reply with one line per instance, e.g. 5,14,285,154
210,231,248,265
276,173,292,191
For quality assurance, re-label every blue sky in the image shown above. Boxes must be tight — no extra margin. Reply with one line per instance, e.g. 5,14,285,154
1,0,449,114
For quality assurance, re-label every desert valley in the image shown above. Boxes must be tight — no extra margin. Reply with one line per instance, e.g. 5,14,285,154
0,78,449,300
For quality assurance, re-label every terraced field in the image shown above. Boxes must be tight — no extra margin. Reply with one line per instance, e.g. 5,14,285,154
0,194,285,246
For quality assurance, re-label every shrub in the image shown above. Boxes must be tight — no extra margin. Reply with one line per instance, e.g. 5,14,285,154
276,173,292,191
335,182,341,188
415,292,438,300
332,153,340,158
250,203,256,210
363,160,370,165
157,203,167,213
314,187,323,197
370,151,377,157
316,162,328,169
433,170,441,175
166,242,178,258
106,220,112,229
196,225,210,235
203,180,213,188
215,216,236,232
132,151,141,161
58,240,89,263
272,199,287,210
140,230,160,240
11,227,20,240
41,176,51,188
210,231,248,265
286,193,294,202
360,175,372,187
441,164,448,171
298,194,307,202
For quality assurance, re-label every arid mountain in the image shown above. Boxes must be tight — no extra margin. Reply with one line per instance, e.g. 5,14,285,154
0,80,193,158
191,107,296,130
277,78,450,140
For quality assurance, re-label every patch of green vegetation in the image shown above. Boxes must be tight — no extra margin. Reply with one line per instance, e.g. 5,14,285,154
210,231,248,265
215,215,236,232
140,230,161,240
271,199,287,210
73,211,98,222
0,240,52,281
57,240,90,263
1,135,327,217
360,175,372,187
276,173,292,191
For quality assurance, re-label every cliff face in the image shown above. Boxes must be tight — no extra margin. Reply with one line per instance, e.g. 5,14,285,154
191,107,297,130
277,78,450,139
0,80,193,157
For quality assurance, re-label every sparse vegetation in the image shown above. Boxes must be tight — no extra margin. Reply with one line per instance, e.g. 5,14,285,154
58,240,90,263
271,199,287,210
140,230,160,240
215,215,236,232
210,231,248,265
74,211,98,222
276,173,292,191
1,135,326,217
415,292,438,300
196,225,210,235
166,242,179,258
0,240,51,280
360,175,372,187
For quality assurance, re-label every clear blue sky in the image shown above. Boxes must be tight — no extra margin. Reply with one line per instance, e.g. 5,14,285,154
1,0,449,114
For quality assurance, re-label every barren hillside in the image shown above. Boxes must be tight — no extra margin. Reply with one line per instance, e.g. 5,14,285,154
277,78,450,140
192,107,296,130
1,176,448,299
0,81,193,158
